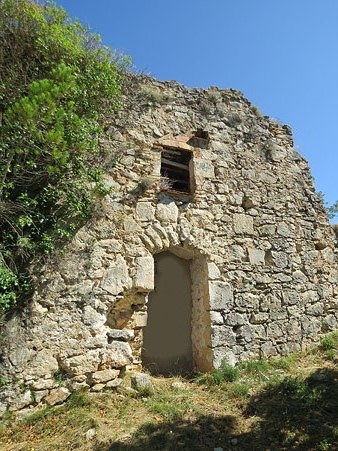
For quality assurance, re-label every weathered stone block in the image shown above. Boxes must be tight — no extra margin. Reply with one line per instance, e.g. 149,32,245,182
45,387,70,406
12,390,33,410
107,342,133,367
31,378,55,390
224,313,246,326
61,354,99,376
34,390,49,403
131,311,148,328
134,256,154,292
194,158,215,181
101,256,130,295
233,214,254,234
131,372,154,393
156,200,178,223
209,281,233,310
136,202,155,221
210,311,224,325
107,329,134,341
247,248,265,265
237,325,254,342
211,326,236,347
106,378,123,388
82,306,106,329
26,352,59,379
88,369,120,385
207,262,221,279
91,383,105,392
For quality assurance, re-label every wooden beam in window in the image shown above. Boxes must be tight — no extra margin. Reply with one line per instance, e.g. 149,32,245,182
161,157,189,170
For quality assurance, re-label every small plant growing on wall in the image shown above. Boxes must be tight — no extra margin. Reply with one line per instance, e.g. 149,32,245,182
138,88,167,107
159,176,174,191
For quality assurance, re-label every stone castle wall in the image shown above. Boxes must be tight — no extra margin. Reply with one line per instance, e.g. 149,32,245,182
0,76,337,415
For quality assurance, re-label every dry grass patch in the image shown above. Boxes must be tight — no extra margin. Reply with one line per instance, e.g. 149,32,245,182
1,333,338,450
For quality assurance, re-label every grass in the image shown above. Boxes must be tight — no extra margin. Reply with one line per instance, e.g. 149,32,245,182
1,333,338,450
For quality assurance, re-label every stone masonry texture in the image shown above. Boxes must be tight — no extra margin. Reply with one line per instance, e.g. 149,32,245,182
0,75,337,415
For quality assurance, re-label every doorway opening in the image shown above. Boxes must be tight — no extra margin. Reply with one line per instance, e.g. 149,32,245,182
142,252,193,375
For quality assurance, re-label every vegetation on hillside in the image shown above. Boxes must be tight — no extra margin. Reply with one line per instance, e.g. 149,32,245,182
328,201,338,222
0,0,126,314
1,333,338,450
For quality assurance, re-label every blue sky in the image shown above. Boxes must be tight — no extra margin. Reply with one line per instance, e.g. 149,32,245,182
55,0,338,214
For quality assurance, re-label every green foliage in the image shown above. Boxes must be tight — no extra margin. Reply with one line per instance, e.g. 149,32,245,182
327,200,338,221
0,0,125,314
0,375,8,387
53,368,67,386
147,393,192,421
197,360,239,386
273,376,321,409
318,439,332,451
66,389,92,409
215,360,239,383
317,192,338,221
21,405,52,425
0,264,18,311
228,381,250,398
320,332,338,351
271,355,296,371
238,359,271,376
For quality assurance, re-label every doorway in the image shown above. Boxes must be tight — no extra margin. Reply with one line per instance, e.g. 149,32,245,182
142,252,193,375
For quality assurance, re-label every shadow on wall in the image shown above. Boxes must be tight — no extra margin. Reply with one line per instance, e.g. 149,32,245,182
99,367,338,451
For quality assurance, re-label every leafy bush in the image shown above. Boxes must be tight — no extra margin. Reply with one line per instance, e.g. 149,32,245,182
238,359,271,376
215,360,239,383
320,333,338,351
196,360,239,386
0,0,125,313
0,264,18,311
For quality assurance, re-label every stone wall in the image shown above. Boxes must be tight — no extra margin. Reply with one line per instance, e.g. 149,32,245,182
0,76,337,415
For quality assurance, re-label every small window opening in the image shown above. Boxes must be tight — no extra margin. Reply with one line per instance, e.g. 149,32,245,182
161,148,192,193
187,129,210,149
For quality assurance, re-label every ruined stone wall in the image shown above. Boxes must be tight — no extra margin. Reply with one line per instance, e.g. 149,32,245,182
0,76,337,415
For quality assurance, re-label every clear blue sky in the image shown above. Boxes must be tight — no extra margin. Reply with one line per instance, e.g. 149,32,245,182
55,0,338,213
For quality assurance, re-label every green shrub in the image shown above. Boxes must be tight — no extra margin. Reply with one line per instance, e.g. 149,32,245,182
217,360,239,383
0,265,18,313
325,349,336,361
320,333,338,351
238,358,271,376
228,381,250,398
66,389,92,409
0,0,126,313
197,360,239,386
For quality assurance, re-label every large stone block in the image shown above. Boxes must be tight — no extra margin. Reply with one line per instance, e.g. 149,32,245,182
247,248,265,265
211,326,236,347
108,341,133,367
136,202,155,221
156,200,179,223
25,351,59,379
101,256,130,295
88,369,120,385
61,354,99,376
209,281,234,310
82,306,106,329
45,387,70,406
134,256,154,292
233,214,254,234
194,158,215,181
